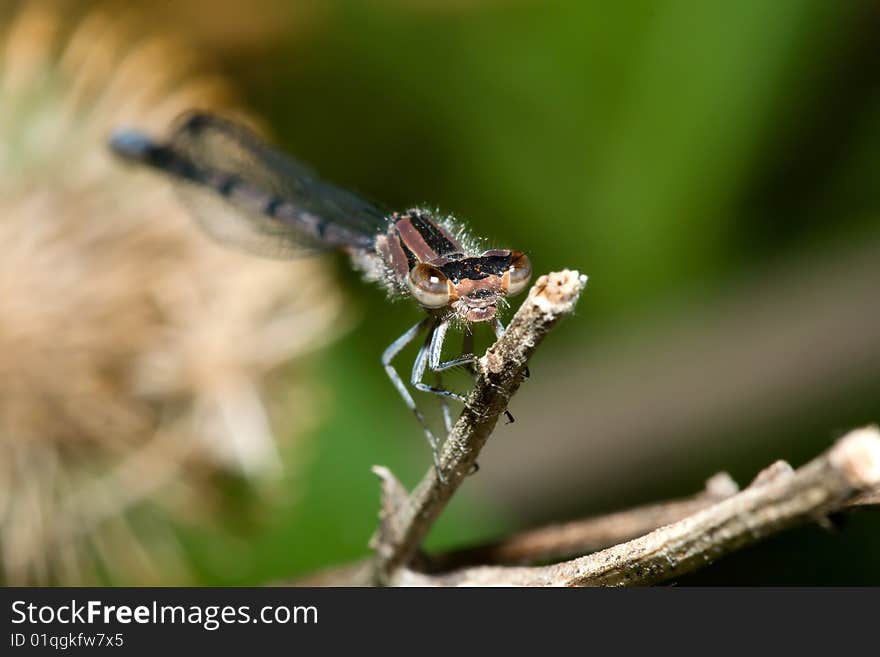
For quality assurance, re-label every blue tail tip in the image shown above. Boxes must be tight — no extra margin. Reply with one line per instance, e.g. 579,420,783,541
108,129,154,158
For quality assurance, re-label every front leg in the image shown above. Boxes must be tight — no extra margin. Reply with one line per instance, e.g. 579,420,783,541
429,320,477,374
411,320,469,403
413,319,518,419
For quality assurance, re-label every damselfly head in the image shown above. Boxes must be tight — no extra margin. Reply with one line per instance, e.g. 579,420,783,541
407,250,532,323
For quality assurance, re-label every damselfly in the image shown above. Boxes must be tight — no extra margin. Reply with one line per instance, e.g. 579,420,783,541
109,112,532,472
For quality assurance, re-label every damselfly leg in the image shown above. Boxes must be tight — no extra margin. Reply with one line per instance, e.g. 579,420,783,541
384,318,490,476
414,319,518,423
425,321,477,377
412,323,470,416
382,318,444,474
435,371,454,434
461,329,476,375
432,326,479,432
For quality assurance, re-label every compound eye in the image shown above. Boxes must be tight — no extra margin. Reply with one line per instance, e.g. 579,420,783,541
504,251,532,296
408,264,452,308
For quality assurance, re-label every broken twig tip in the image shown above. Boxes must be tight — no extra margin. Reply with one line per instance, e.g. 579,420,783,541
369,465,410,555
531,269,588,314
829,425,880,489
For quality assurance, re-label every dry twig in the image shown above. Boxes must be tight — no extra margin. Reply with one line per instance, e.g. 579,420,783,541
370,270,588,583
287,428,879,586
390,426,880,586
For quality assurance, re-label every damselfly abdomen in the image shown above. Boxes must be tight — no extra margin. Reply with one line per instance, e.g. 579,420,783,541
110,112,532,472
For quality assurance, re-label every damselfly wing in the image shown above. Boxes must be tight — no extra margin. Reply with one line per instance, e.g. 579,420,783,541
111,113,384,258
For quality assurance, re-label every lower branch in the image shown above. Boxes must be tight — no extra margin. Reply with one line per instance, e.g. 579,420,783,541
425,472,740,571
390,426,880,586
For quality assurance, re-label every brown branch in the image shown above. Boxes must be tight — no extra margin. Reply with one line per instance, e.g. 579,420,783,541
287,473,737,586
284,429,878,586
287,474,736,585
425,472,740,571
388,425,880,586
370,270,588,583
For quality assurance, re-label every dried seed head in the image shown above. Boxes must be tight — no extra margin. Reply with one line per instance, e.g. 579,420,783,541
0,6,344,584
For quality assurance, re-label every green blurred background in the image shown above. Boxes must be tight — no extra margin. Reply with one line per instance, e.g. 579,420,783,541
14,0,880,584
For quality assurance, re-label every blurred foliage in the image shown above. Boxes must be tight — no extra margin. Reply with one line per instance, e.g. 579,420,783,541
6,0,877,584
229,0,877,317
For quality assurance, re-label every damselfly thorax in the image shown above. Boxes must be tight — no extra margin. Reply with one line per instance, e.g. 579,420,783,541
109,112,532,473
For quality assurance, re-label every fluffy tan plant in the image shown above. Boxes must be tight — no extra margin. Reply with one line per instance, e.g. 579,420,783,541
0,6,345,584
